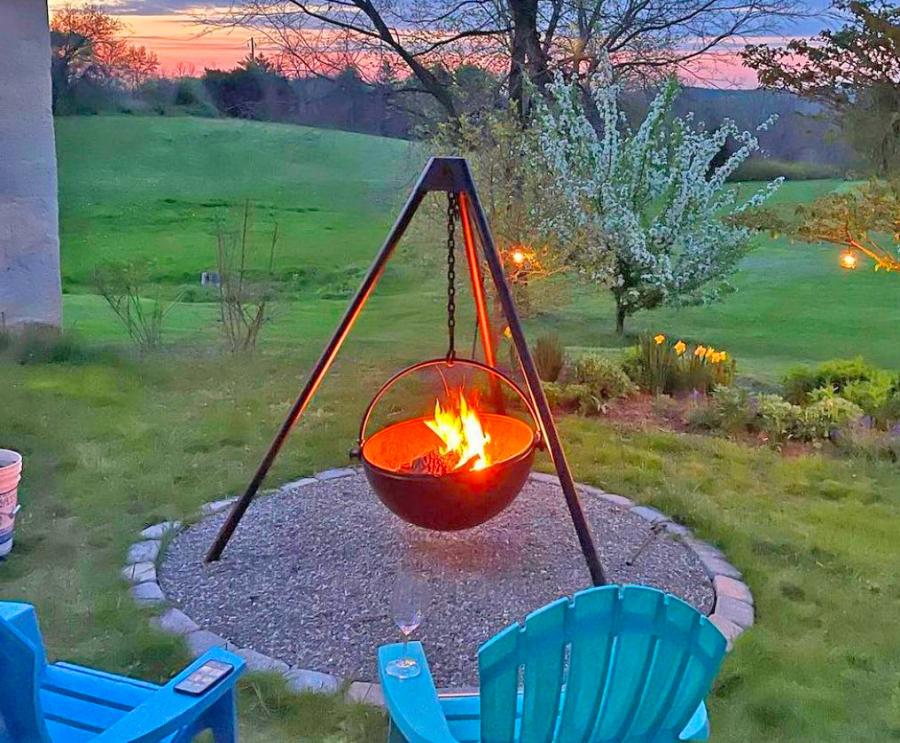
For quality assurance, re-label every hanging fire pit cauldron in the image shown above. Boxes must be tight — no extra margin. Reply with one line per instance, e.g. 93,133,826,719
356,358,540,531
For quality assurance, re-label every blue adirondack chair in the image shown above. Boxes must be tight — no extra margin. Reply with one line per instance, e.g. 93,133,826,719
0,601,246,742
378,585,727,743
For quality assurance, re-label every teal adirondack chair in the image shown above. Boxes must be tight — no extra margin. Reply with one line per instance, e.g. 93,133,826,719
378,585,727,742
0,601,246,742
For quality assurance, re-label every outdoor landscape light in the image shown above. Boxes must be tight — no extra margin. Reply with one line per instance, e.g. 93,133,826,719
840,250,858,270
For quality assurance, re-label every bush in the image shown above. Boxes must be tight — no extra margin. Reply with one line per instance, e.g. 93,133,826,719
795,392,864,441
783,356,889,404
878,392,900,427
840,377,897,420
533,333,565,382
687,387,751,434
92,261,180,350
542,381,599,415
832,421,900,462
753,394,802,443
712,386,753,432
571,354,635,400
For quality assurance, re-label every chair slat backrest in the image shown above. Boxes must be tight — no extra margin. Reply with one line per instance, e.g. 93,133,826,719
0,611,49,742
478,585,727,743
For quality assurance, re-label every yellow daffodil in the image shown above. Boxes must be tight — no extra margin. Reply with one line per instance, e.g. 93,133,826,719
705,347,716,359
674,340,686,355
720,351,728,362
654,334,665,345
694,345,706,357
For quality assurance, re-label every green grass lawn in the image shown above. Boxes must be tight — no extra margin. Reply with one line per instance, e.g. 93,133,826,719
55,117,899,378
0,114,897,741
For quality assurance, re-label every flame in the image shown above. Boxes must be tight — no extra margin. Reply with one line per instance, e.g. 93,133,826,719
424,390,491,471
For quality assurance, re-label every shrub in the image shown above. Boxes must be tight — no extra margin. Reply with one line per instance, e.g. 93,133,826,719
533,333,565,382
841,377,897,420
686,386,751,434
685,403,719,431
542,381,599,415
783,356,889,404
832,421,900,462
878,392,900,427
753,394,802,443
711,386,753,432
92,261,179,350
216,201,278,352
572,354,635,400
782,366,818,404
795,393,864,441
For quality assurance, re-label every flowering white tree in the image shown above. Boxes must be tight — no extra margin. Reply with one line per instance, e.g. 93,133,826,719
535,71,783,334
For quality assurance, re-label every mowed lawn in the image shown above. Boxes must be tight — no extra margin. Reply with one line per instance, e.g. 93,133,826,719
0,115,897,741
55,117,898,378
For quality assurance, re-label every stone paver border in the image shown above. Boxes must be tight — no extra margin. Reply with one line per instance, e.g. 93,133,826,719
124,468,753,707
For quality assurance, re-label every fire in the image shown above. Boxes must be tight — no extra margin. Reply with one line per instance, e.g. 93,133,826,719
424,390,491,472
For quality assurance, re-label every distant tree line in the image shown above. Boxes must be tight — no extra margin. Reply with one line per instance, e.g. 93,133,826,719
50,4,160,115
49,3,878,177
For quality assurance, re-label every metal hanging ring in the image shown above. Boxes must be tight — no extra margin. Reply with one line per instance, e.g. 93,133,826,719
358,357,541,447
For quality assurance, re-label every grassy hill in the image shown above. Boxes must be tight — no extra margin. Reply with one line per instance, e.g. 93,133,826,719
56,116,898,380
55,116,419,288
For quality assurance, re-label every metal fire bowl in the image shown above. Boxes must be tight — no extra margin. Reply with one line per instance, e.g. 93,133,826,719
361,413,538,531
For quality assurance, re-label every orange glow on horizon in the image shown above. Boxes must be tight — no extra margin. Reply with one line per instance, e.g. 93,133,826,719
48,2,765,87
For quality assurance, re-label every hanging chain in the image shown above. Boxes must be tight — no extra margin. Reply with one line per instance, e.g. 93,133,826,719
445,193,459,363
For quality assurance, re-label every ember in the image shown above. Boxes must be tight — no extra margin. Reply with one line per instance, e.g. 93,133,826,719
402,390,491,475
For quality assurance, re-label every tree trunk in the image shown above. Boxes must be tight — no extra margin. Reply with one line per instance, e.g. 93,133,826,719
507,0,550,120
615,300,626,336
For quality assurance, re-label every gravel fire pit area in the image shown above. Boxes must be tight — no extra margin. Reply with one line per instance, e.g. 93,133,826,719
160,471,715,687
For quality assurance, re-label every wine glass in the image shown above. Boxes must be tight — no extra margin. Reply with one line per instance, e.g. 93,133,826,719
385,572,428,679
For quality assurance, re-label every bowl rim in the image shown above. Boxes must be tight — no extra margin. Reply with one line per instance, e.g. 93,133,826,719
360,412,538,481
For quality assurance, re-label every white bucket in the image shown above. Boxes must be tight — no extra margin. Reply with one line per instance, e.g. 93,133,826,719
0,450,23,558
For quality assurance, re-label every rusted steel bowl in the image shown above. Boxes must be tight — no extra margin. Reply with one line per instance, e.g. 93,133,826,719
361,413,537,530
357,358,540,531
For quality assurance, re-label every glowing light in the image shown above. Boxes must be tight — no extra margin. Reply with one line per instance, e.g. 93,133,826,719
511,249,526,265
840,251,858,270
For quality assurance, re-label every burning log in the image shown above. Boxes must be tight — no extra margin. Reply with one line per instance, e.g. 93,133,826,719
401,450,480,476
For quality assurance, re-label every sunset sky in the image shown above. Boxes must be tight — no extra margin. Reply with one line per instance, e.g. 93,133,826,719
46,0,833,89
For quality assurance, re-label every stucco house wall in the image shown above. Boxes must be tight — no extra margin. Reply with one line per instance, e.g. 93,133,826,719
0,0,62,329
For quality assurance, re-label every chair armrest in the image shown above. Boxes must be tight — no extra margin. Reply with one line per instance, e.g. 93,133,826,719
377,643,458,743
679,701,710,741
92,647,246,743
0,603,46,668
